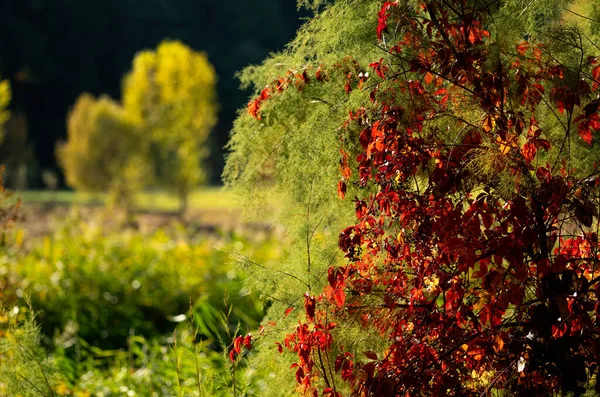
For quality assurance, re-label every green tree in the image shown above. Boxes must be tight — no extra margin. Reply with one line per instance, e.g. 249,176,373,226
123,40,218,215
57,93,148,213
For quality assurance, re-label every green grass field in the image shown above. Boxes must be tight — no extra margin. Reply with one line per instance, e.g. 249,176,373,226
15,186,239,212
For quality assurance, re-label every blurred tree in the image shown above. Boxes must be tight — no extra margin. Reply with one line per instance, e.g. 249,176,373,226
57,93,148,213
123,40,217,215
0,80,19,233
0,78,10,131
0,114,35,190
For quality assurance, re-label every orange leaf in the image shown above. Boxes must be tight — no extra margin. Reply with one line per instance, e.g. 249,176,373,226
494,334,505,352
483,114,494,132
424,72,434,85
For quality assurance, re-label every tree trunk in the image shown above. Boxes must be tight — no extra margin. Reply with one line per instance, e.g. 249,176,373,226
178,189,188,220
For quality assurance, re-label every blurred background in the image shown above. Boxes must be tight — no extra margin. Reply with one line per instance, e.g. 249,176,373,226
0,3,305,395
0,0,305,189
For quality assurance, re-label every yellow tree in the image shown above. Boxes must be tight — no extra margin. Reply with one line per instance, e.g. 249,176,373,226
123,40,217,215
0,78,10,132
57,93,149,213
0,77,18,229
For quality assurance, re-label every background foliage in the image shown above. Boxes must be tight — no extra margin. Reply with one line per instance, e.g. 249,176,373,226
0,214,279,395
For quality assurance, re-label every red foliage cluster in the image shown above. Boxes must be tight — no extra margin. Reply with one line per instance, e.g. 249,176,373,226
229,333,252,362
243,1,600,395
246,58,375,121
247,87,271,120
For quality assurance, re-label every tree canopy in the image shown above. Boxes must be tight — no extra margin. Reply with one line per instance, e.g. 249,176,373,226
123,40,217,212
57,93,147,211
225,0,600,395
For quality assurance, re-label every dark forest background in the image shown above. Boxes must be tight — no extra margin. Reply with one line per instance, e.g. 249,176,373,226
0,0,305,187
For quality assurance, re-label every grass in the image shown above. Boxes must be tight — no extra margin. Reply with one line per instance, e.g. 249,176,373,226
15,186,239,212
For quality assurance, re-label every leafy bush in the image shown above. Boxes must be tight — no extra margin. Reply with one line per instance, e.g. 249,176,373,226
1,220,269,353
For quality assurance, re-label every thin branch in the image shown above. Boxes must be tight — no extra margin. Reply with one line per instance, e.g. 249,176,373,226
232,252,310,289
563,7,600,23
18,373,49,397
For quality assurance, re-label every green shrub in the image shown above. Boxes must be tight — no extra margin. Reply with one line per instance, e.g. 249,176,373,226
67,321,266,396
1,220,269,353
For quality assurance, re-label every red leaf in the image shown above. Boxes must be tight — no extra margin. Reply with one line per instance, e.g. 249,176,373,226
304,293,316,322
447,237,464,250
593,65,600,82
481,212,494,229
338,180,347,199
551,257,566,276
535,139,551,151
536,166,551,183
522,141,537,163
583,99,600,117
345,73,353,94
333,287,346,307
376,2,398,41
516,41,530,56
369,58,389,79
259,87,271,101
295,366,305,384
316,66,325,82
285,307,294,317
247,99,261,119
365,351,378,360
234,336,243,353
578,121,593,145
551,322,568,339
